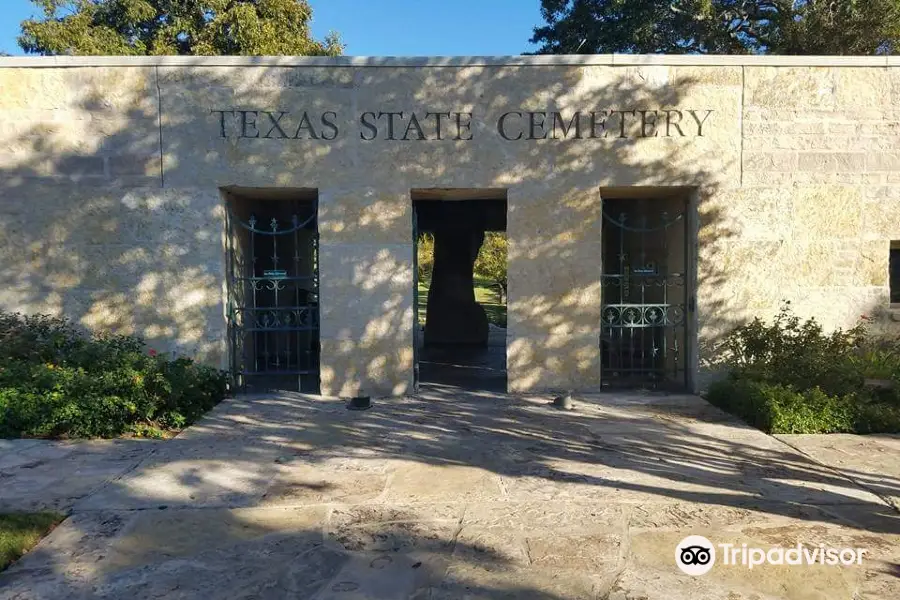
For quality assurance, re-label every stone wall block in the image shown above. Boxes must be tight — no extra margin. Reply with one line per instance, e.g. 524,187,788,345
866,153,900,172
158,66,357,90
834,68,890,108
791,186,862,240
317,242,414,396
507,185,603,339
888,67,900,105
742,151,797,172
744,67,836,110
319,338,413,397
507,333,602,393
319,188,411,245
861,198,900,240
108,154,161,178
0,185,227,367
318,242,413,340
797,152,866,173
858,241,890,287
671,66,742,86
707,189,793,241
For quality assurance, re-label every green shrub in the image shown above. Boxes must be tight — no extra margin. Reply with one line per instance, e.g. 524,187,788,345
708,305,900,434
416,233,434,282
706,377,900,434
474,232,508,295
0,312,227,439
718,303,867,398
417,231,509,305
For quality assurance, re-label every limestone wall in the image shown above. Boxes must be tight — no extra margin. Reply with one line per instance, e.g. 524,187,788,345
0,56,897,395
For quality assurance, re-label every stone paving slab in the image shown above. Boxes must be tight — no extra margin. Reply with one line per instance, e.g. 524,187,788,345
0,389,898,599
0,439,162,512
776,433,900,511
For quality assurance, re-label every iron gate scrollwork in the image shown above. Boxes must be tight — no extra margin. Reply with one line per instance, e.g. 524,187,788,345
226,202,320,393
601,198,690,389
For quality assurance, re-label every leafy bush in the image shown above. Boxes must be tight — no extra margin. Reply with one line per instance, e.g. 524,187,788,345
0,313,227,439
416,232,434,282
717,303,867,398
474,232,508,296
708,304,900,434
851,336,900,383
707,377,900,434
417,231,509,301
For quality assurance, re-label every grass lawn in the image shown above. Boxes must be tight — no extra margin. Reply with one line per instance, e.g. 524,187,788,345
417,275,507,327
0,512,65,571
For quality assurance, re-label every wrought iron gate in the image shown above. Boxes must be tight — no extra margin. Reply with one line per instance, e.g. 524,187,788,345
225,201,320,393
600,198,690,389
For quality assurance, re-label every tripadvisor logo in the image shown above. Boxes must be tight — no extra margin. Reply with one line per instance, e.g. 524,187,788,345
675,535,867,576
676,535,716,576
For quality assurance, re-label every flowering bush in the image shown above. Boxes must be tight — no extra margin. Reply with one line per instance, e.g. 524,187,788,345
0,313,228,439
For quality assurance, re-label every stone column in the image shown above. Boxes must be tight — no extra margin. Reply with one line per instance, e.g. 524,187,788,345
506,185,603,392
317,187,414,397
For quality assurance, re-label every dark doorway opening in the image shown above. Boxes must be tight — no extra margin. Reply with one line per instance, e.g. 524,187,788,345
600,195,693,391
412,190,508,392
223,188,320,394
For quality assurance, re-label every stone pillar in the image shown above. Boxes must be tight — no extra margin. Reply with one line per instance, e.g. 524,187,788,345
506,185,603,392
317,187,415,397
424,227,489,346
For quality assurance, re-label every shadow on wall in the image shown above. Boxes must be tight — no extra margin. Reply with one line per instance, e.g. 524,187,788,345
0,62,744,394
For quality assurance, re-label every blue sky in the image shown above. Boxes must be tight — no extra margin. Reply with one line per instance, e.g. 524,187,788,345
0,0,543,56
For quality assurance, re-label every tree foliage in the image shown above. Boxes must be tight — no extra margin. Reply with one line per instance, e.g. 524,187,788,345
19,0,342,56
531,0,900,55
474,232,508,293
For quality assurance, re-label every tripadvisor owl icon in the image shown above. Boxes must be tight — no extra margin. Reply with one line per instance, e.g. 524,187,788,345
676,535,716,576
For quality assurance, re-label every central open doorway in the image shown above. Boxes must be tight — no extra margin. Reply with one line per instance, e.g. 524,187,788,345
412,189,508,392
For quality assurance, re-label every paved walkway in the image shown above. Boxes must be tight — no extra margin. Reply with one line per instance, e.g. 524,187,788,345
1,388,898,599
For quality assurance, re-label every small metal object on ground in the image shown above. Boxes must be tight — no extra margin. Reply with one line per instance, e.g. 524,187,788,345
551,394,575,410
346,396,372,411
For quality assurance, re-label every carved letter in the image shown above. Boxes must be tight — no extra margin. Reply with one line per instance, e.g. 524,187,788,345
612,110,636,138
639,110,659,137
321,111,339,140
528,112,548,140
551,112,583,139
293,112,320,140
426,112,451,140
239,110,260,138
378,112,404,140
497,112,523,141
589,111,608,138
360,111,378,140
403,112,427,141
263,111,289,139
688,109,714,136
665,110,685,137
211,110,235,138
453,112,473,141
